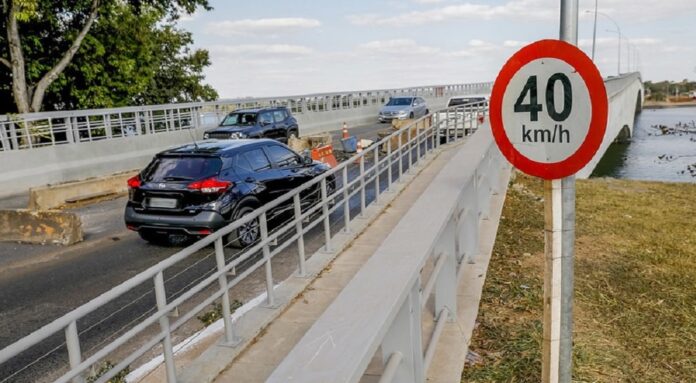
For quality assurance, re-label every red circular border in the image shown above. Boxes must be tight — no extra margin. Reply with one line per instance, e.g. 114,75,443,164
489,39,608,179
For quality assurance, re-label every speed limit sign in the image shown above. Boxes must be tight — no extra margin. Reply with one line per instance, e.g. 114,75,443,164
489,39,608,179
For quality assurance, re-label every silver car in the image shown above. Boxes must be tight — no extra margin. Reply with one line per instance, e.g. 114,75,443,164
378,96,429,123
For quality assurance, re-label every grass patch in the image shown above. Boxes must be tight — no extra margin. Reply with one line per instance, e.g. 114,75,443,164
197,300,243,327
462,174,696,382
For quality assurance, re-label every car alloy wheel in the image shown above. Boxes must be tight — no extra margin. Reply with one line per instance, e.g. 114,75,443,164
231,207,260,248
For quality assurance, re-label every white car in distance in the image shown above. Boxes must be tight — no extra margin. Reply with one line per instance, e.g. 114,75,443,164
436,94,490,140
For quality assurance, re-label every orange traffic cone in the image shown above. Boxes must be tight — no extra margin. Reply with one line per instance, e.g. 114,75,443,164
342,122,349,139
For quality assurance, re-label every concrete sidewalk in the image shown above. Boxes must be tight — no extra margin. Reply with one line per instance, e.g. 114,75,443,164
211,142,467,382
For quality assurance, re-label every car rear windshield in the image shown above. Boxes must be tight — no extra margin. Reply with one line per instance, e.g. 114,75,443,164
448,97,486,107
386,97,413,106
221,112,257,126
144,156,222,182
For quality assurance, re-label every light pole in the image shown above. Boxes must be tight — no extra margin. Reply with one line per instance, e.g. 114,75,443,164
591,0,598,61
585,9,622,75
605,29,622,75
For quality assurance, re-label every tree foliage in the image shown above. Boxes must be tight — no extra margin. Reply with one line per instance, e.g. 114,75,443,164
0,0,216,114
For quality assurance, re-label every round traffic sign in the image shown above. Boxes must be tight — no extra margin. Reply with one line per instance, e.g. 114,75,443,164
489,39,608,179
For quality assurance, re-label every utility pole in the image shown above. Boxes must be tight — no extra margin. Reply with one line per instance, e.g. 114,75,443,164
544,1,576,382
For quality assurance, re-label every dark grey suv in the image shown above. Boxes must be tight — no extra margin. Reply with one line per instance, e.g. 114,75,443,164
203,107,299,143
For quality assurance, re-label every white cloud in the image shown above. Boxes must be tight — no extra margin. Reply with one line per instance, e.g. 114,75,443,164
578,37,661,49
503,40,529,48
357,39,440,55
349,0,557,26
413,0,446,4
350,0,696,27
205,18,321,36
210,44,314,58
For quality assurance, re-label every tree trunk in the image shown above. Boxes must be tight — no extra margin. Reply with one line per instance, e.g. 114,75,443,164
6,2,30,114
5,0,100,114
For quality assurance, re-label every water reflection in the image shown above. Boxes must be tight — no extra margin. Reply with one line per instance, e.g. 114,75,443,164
590,107,696,183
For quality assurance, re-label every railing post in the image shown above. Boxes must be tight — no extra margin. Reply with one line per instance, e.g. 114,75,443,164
134,112,142,135
342,166,350,233
260,213,276,307
458,186,480,265
104,114,113,139
434,220,457,322
373,145,380,203
293,194,307,276
407,126,413,172
415,123,421,164
154,271,177,383
215,238,240,346
321,178,332,252
397,133,403,180
359,154,366,217
380,279,424,383
387,137,393,191
65,321,85,383
445,110,451,144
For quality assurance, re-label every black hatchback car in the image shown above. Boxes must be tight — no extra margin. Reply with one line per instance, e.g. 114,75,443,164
203,107,299,143
125,139,332,246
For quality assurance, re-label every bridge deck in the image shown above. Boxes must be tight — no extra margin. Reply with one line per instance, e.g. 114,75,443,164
210,138,464,383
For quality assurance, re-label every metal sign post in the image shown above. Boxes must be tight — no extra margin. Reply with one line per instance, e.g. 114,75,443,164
489,0,607,381
543,2,578,382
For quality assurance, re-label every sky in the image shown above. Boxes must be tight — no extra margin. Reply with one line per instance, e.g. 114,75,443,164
179,0,696,99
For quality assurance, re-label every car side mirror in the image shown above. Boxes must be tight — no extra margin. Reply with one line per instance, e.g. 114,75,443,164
303,155,313,165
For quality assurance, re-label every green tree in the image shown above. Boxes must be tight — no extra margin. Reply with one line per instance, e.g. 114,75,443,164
0,0,214,114
42,4,218,110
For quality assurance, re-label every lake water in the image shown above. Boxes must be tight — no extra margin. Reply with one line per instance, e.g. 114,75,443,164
591,106,696,183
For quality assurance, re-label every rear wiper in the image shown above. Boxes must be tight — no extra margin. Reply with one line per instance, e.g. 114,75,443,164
162,176,193,181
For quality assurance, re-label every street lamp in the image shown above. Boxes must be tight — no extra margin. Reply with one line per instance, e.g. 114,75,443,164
605,29,622,75
585,9,622,76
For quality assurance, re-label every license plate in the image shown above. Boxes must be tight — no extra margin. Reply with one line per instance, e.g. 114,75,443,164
147,197,178,209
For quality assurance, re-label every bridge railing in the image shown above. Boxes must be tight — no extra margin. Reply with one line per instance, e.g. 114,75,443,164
0,101,488,383
0,82,491,152
268,119,509,383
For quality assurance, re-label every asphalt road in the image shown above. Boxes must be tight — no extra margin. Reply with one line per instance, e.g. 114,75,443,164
0,120,421,382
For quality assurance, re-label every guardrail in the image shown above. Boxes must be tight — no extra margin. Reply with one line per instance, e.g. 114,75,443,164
268,119,508,382
0,101,488,383
0,82,491,152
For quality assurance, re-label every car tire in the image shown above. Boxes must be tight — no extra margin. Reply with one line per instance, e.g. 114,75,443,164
287,129,298,142
425,109,429,115
230,206,260,248
138,230,171,246
409,112,414,119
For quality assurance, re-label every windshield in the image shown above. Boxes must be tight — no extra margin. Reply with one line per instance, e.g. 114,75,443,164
220,112,257,126
448,97,487,107
144,157,222,182
386,97,413,106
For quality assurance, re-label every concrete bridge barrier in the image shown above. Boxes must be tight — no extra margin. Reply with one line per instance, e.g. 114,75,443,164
0,83,487,198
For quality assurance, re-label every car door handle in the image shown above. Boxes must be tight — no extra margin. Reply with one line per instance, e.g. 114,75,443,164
245,177,255,182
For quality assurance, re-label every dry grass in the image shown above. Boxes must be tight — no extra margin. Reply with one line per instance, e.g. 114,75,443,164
461,174,696,382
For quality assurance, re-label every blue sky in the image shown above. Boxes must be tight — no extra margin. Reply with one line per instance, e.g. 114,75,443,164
180,0,696,98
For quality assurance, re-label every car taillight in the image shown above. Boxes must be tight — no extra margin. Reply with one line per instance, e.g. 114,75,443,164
127,175,141,189
188,177,231,194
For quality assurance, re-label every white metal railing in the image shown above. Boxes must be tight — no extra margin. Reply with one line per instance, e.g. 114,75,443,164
0,102,488,382
0,82,491,152
268,119,509,383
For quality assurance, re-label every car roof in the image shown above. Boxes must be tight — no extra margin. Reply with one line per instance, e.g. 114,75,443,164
229,106,286,114
159,139,281,157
